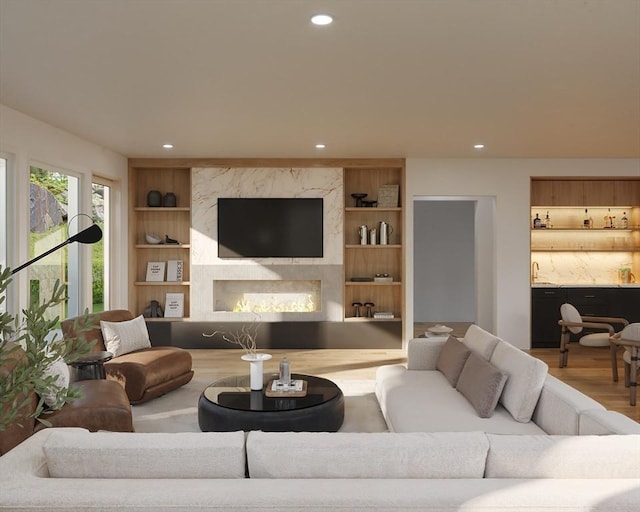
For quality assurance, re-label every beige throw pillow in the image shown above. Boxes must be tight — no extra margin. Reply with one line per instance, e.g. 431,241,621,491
436,336,471,386
456,352,508,418
100,315,151,357
40,357,70,408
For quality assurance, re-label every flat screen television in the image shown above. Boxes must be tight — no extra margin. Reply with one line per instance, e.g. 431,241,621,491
217,198,323,258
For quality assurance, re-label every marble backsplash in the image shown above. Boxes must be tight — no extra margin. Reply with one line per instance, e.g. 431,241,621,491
531,252,635,285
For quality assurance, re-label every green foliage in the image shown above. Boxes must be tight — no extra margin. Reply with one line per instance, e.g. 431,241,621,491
0,266,97,431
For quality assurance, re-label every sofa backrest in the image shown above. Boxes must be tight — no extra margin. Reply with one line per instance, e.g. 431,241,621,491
485,434,640,479
246,431,490,479
61,309,133,352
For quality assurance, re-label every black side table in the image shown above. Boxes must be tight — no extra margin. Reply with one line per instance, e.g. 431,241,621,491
69,351,113,381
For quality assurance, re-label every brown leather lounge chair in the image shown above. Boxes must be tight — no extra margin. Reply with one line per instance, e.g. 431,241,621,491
62,310,194,405
0,342,133,455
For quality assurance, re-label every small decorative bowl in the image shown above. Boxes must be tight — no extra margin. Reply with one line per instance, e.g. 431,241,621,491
427,324,453,336
145,233,162,245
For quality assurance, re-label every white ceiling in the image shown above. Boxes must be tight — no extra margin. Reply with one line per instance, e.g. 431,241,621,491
1,0,639,159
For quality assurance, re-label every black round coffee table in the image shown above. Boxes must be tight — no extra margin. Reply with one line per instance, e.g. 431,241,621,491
198,373,344,432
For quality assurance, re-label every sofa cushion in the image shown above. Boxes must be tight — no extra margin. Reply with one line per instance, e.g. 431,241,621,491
485,434,640,479
100,315,151,357
436,336,471,386
43,430,246,478
247,431,489,479
456,353,508,418
461,325,500,360
490,340,548,423
40,357,70,408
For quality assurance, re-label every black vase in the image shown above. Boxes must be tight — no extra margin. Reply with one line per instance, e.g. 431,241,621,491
147,190,162,207
163,192,177,207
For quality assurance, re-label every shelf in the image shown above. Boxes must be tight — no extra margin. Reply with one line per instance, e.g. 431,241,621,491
135,244,191,249
344,317,402,322
345,281,402,286
345,207,401,212
134,207,191,212
345,244,401,249
135,281,191,286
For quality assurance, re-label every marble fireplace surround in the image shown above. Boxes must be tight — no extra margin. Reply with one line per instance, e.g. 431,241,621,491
191,168,344,322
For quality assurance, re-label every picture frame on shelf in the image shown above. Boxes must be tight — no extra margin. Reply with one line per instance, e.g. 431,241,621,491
164,293,184,318
145,262,166,282
377,184,399,208
166,260,183,282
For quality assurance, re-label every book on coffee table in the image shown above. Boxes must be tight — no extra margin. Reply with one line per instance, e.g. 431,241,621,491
265,379,308,397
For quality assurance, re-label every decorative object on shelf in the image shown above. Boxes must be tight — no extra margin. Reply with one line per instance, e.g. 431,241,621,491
147,190,162,207
361,200,377,207
352,301,363,317
145,261,166,281
351,193,367,207
619,267,636,284
377,184,399,208
165,235,179,244
533,213,542,229
620,211,629,229
163,192,177,207
358,225,368,245
164,293,184,318
373,311,395,319
350,277,374,282
369,227,377,245
379,221,393,245
364,302,375,318
143,300,164,318
166,260,184,282
145,233,163,245
374,273,393,282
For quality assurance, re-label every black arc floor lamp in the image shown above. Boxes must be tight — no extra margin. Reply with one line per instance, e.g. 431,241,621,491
11,224,103,275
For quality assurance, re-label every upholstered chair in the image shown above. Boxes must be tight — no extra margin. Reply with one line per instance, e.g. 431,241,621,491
61,310,194,404
557,303,628,368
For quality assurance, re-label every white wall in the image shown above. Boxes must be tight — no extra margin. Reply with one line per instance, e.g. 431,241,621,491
405,158,640,349
0,104,128,312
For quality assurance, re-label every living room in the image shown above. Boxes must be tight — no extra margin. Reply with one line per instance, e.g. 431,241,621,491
1,1,639,510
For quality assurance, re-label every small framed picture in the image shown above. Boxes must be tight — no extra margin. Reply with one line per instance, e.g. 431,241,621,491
377,184,399,208
145,262,165,282
164,293,184,318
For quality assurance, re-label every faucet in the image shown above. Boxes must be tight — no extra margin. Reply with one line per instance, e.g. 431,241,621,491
531,261,539,283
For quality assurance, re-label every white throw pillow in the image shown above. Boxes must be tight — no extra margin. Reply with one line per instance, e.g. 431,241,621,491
40,357,70,408
490,340,548,423
100,315,151,357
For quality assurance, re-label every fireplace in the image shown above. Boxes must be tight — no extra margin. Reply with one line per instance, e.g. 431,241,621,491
214,280,321,313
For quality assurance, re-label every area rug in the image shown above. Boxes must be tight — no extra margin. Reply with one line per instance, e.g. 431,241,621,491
132,376,388,433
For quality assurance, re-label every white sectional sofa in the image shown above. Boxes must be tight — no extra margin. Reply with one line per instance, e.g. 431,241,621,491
2,325,639,511
375,325,640,435
1,427,639,511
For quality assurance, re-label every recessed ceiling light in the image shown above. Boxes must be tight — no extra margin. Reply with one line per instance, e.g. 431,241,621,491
473,144,485,150
315,143,326,149
311,14,333,26
162,143,174,149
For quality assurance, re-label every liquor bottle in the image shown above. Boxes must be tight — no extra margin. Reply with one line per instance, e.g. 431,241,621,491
545,211,552,229
621,211,629,229
533,213,541,229
583,209,589,228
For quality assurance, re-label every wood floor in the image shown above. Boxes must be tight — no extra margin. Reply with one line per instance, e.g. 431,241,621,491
188,342,639,423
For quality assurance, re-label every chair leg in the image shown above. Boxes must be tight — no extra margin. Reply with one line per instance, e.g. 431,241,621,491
630,348,638,407
559,328,569,368
624,362,630,388
610,344,619,382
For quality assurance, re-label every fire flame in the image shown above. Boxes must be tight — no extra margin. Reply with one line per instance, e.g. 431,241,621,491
233,294,315,313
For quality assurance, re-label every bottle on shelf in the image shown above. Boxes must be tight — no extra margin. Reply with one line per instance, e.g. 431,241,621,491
583,209,591,229
544,211,552,229
533,213,542,229
620,211,629,229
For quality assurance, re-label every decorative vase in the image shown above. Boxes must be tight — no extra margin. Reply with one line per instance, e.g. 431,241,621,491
241,353,272,390
147,190,162,207
163,192,177,207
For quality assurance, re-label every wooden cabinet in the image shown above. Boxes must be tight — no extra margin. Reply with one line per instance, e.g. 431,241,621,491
531,288,567,348
343,166,404,328
129,165,191,320
532,178,640,206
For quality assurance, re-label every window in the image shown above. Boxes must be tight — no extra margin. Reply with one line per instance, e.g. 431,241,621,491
91,179,111,312
28,166,80,320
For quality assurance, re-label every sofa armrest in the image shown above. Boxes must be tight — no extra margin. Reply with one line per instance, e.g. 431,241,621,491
407,338,446,370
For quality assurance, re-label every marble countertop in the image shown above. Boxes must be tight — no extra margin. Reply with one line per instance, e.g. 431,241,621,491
531,283,640,288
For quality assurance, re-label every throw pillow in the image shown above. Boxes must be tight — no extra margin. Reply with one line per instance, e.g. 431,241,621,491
489,341,548,423
100,315,151,357
456,352,508,418
40,357,70,408
436,336,471,386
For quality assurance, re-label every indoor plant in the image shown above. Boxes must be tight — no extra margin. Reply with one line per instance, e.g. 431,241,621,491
0,266,94,430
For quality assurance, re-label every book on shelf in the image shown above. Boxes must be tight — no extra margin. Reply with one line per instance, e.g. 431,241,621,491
164,293,184,318
166,260,183,281
145,262,166,282
373,311,395,319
